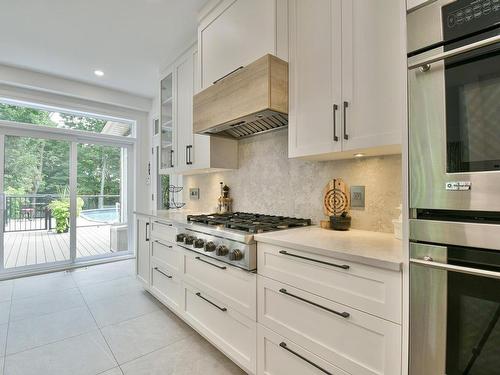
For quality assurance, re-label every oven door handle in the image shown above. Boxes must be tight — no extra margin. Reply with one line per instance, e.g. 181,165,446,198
410,258,500,280
408,34,500,70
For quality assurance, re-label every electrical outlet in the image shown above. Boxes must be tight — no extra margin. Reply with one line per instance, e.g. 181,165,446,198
189,188,200,200
350,186,365,208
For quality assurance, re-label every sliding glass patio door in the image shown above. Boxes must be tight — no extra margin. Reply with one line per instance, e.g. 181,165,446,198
1,135,72,270
0,133,133,275
76,143,129,261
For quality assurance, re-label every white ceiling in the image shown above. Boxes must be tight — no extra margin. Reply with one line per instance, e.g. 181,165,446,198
0,0,208,98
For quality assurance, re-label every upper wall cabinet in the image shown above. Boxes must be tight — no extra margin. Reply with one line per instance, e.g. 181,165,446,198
198,0,288,91
158,46,238,175
288,0,405,160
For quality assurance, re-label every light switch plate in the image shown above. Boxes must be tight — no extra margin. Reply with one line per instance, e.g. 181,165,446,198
189,188,200,200
350,186,365,208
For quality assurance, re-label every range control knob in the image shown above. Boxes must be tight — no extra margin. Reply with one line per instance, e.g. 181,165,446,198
229,249,244,261
194,238,205,248
176,234,187,243
184,235,196,245
205,241,216,252
216,245,229,256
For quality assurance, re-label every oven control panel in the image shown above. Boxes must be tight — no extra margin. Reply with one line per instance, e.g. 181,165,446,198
444,0,499,31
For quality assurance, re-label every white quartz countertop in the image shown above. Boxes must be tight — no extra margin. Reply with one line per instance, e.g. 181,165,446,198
254,226,403,271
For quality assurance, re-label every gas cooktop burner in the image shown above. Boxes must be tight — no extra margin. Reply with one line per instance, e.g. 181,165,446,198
187,212,311,233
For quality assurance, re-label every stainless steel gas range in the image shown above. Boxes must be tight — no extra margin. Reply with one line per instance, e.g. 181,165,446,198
174,213,311,271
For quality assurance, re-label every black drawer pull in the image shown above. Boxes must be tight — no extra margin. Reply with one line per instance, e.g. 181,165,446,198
145,222,150,242
278,250,349,270
154,267,172,279
153,220,172,226
195,256,227,270
279,342,333,375
195,292,227,312
279,288,350,319
213,66,244,85
154,239,173,248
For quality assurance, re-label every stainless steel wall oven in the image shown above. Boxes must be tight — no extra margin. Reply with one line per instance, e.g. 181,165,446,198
408,1,500,374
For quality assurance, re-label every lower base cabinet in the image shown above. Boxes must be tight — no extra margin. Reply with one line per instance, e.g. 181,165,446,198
258,276,401,375
150,260,182,313
182,282,257,374
257,324,349,375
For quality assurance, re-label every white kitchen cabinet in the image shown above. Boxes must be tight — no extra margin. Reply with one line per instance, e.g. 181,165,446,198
257,324,348,375
183,251,257,320
288,0,405,160
136,216,150,287
198,0,288,90
159,72,175,173
159,46,238,175
150,260,183,313
288,0,342,157
258,276,402,375
182,282,257,374
258,243,402,323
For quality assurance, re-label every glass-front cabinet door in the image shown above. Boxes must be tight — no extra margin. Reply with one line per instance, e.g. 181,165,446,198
160,73,175,172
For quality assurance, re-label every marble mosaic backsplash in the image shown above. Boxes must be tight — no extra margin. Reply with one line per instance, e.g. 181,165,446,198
182,129,402,233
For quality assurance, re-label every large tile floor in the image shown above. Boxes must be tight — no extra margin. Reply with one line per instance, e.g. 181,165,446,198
0,259,246,375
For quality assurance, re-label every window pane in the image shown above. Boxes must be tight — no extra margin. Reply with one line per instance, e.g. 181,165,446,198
3,135,70,268
76,143,128,259
0,101,133,137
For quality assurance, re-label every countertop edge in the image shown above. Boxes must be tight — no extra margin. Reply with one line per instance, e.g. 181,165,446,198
254,235,402,272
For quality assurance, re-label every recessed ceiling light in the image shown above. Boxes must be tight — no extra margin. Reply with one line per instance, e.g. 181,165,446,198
94,70,104,77
354,153,365,158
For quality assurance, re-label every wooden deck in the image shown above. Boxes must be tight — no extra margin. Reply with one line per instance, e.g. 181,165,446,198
3,225,114,268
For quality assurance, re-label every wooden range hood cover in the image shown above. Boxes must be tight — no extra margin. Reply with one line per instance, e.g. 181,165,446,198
193,54,288,139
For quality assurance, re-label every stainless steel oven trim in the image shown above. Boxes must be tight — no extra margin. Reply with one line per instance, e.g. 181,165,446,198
410,242,447,374
408,34,500,70
410,219,500,251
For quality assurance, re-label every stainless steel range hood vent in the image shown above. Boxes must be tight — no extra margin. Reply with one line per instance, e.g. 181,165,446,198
193,54,288,139
202,110,288,139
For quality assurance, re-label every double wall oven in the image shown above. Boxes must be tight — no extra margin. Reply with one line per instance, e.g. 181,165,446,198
408,0,500,374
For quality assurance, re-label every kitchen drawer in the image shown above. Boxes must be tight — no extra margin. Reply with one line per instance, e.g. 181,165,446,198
257,243,401,323
183,282,256,374
258,276,401,375
151,239,182,273
257,324,349,375
150,260,182,312
150,219,177,243
183,250,257,320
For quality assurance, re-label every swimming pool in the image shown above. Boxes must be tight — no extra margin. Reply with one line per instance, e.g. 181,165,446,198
80,208,120,223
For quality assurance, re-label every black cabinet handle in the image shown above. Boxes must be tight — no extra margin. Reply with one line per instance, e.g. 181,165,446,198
186,145,193,165
278,250,349,270
279,342,333,375
213,66,244,85
279,288,350,319
170,150,174,168
333,104,339,142
145,222,150,242
154,239,172,248
153,220,172,227
154,267,172,279
343,101,349,140
195,292,227,311
195,256,227,270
